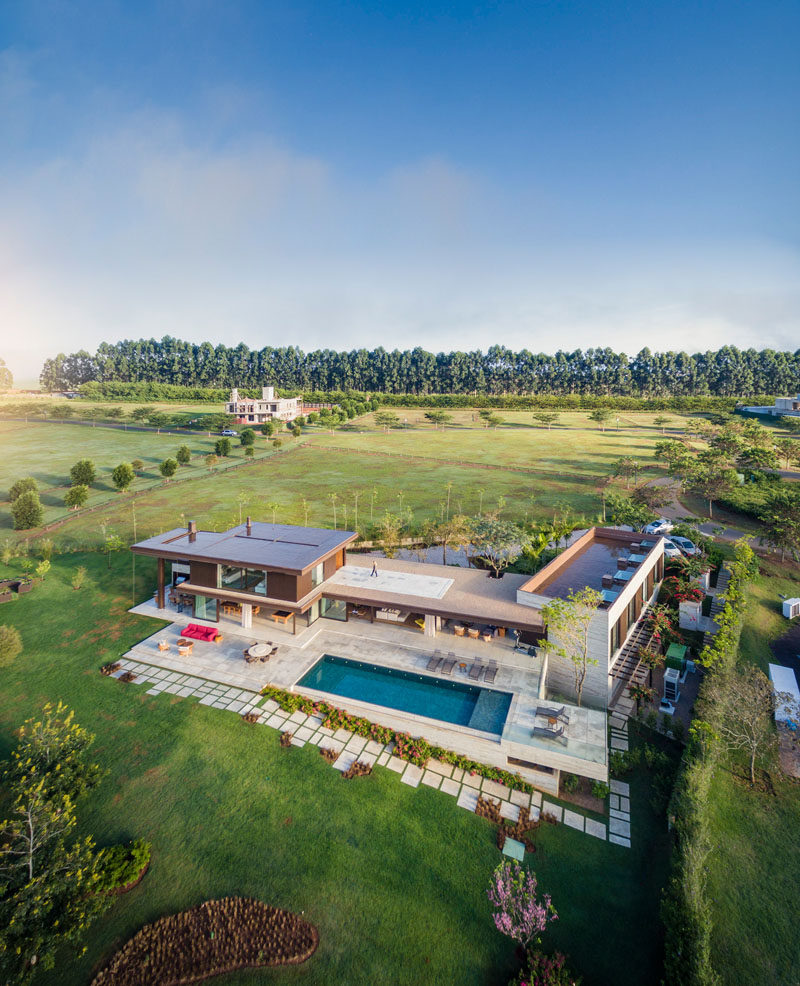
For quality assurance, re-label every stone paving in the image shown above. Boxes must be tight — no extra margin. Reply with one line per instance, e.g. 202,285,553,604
110,653,623,849
607,713,633,848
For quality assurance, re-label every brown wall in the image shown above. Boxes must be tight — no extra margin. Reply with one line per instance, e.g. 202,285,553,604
323,550,343,579
296,571,313,600
268,572,300,602
191,561,218,588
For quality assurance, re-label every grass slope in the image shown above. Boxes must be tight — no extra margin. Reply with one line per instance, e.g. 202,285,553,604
0,552,671,986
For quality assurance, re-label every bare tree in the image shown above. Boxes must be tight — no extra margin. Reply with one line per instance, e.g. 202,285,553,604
710,666,777,786
540,587,603,707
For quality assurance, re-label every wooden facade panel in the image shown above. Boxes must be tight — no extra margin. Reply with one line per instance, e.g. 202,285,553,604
190,561,218,588
268,572,300,602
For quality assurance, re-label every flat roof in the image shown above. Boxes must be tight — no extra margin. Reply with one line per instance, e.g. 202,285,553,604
324,556,545,632
519,528,660,601
131,522,358,574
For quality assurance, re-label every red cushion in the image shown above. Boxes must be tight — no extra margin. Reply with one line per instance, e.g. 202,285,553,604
183,624,218,641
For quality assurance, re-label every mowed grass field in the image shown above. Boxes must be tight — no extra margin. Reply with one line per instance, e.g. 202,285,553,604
704,556,800,986
0,421,278,533
2,410,691,547
0,552,674,986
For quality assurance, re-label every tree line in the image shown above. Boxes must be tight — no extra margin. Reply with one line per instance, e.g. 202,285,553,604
40,338,800,396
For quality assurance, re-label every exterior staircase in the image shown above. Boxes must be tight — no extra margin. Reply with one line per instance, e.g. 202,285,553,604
609,609,655,714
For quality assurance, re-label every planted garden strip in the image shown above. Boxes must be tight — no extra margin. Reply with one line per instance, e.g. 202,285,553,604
90,897,318,986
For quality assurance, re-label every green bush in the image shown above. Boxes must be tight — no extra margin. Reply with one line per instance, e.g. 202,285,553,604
95,839,151,893
64,485,89,510
591,781,610,800
560,772,579,793
70,459,96,486
11,490,43,529
510,950,583,986
176,445,192,465
8,476,38,502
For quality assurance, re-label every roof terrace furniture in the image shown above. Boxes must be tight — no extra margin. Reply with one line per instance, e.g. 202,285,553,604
467,627,480,639
270,610,292,624
182,624,223,643
533,723,565,742
453,625,465,636
468,660,485,680
157,640,170,652
247,643,270,660
536,704,569,724
177,639,194,657
441,655,457,675
601,574,615,588
483,660,498,684
618,558,628,570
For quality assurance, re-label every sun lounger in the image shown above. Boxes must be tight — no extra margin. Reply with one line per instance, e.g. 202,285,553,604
533,724,565,741
536,704,569,723
468,661,485,680
441,654,456,675
483,660,498,684
426,652,443,672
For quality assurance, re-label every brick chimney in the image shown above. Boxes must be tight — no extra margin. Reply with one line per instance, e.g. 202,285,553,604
246,516,252,536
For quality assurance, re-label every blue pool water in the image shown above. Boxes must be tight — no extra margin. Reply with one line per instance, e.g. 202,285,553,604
297,655,512,735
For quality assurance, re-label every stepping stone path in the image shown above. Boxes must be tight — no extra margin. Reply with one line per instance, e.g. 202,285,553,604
110,654,631,849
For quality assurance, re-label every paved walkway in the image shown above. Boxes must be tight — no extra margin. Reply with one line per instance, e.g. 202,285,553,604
110,653,625,849
608,710,632,848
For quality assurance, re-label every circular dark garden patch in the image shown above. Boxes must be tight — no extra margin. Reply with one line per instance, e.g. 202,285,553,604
91,896,318,985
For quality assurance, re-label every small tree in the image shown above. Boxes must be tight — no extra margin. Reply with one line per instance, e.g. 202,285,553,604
758,486,800,561
9,477,38,502
487,861,557,949
111,462,135,492
485,413,505,429
244,445,255,458
12,490,43,530
435,514,471,565
64,485,89,511
710,666,777,786
424,410,453,429
532,412,559,430
71,566,88,591
604,492,654,530
69,459,95,486
0,624,22,667
682,464,738,518
612,456,639,489
159,458,178,480
35,559,50,581
204,453,219,471
176,445,192,465
291,425,302,438
131,459,144,474
37,538,54,561
468,517,525,577
260,420,276,437
239,428,256,447
653,415,671,435
377,511,405,558
214,437,231,457
540,587,603,707
103,532,124,569
374,411,400,431
589,409,612,431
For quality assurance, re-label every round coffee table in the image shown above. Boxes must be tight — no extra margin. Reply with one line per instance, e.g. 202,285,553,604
247,643,269,659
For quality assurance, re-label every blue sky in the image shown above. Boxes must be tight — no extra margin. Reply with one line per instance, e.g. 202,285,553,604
1,0,798,379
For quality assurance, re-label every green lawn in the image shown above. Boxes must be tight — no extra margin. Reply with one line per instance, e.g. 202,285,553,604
0,421,279,535
704,555,800,986
0,552,673,985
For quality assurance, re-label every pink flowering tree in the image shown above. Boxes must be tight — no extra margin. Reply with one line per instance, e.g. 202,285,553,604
487,861,557,947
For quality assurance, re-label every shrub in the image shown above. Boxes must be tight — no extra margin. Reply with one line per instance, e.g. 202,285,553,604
131,458,144,473
239,428,255,447
64,484,89,510
70,459,96,486
111,462,135,492
204,454,219,470
37,538,54,561
510,950,583,986
9,476,38,502
12,489,43,529
95,840,152,893
560,772,579,794
214,437,231,457
244,446,254,458
159,458,178,480
35,559,50,580
591,781,610,801
71,565,89,590
0,624,22,667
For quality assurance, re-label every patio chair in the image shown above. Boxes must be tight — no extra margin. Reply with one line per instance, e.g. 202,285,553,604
483,660,498,684
536,704,569,724
441,655,456,675
533,724,565,742
426,650,443,672
468,660,485,680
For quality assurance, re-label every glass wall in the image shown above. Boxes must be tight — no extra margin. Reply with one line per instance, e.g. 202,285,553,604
321,597,347,621
194,595,219,622
219,565,267,595
310,562,324,588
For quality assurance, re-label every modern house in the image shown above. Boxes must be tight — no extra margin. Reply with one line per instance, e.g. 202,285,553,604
741,394,800,418
129,522,665,790
225,386,301,424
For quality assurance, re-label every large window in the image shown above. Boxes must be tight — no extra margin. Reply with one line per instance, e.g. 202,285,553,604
321,597,347,621
310,562,324,588
610,618,621,656
219,565,267,595
194,595,219,622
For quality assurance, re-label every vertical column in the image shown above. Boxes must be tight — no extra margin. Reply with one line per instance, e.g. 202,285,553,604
241,603,253,629
157,557,165,610
423,613,437,637
292,614,297,635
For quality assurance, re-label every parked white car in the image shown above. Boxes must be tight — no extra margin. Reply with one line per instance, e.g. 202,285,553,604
220,429,238,437
662,539,684,560
642,518,674,535
669,535,702,557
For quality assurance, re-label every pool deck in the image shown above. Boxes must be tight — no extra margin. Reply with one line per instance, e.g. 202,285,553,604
126,598,607,784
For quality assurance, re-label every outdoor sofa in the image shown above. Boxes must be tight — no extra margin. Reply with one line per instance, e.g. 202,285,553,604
182,623,223,643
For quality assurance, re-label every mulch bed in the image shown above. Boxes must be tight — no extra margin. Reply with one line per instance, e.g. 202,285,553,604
279,730,293,747
341,760,372,780
100,662,121,676
119,671,137,683
319,747,338,764
90,897,318,986
241,712,260,724
558,777,605,814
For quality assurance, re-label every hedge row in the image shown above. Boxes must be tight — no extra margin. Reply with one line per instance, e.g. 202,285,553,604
661,540,758,986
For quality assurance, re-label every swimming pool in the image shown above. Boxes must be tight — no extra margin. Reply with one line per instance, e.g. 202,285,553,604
297,655,512,735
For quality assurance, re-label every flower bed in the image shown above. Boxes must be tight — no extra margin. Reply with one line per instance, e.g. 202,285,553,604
341,760,372,780
100,661,121,676
90,897,318,985
261,685,534,794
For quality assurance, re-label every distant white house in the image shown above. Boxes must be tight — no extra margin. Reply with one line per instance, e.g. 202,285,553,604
225,386,301,425
741,394,800,418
